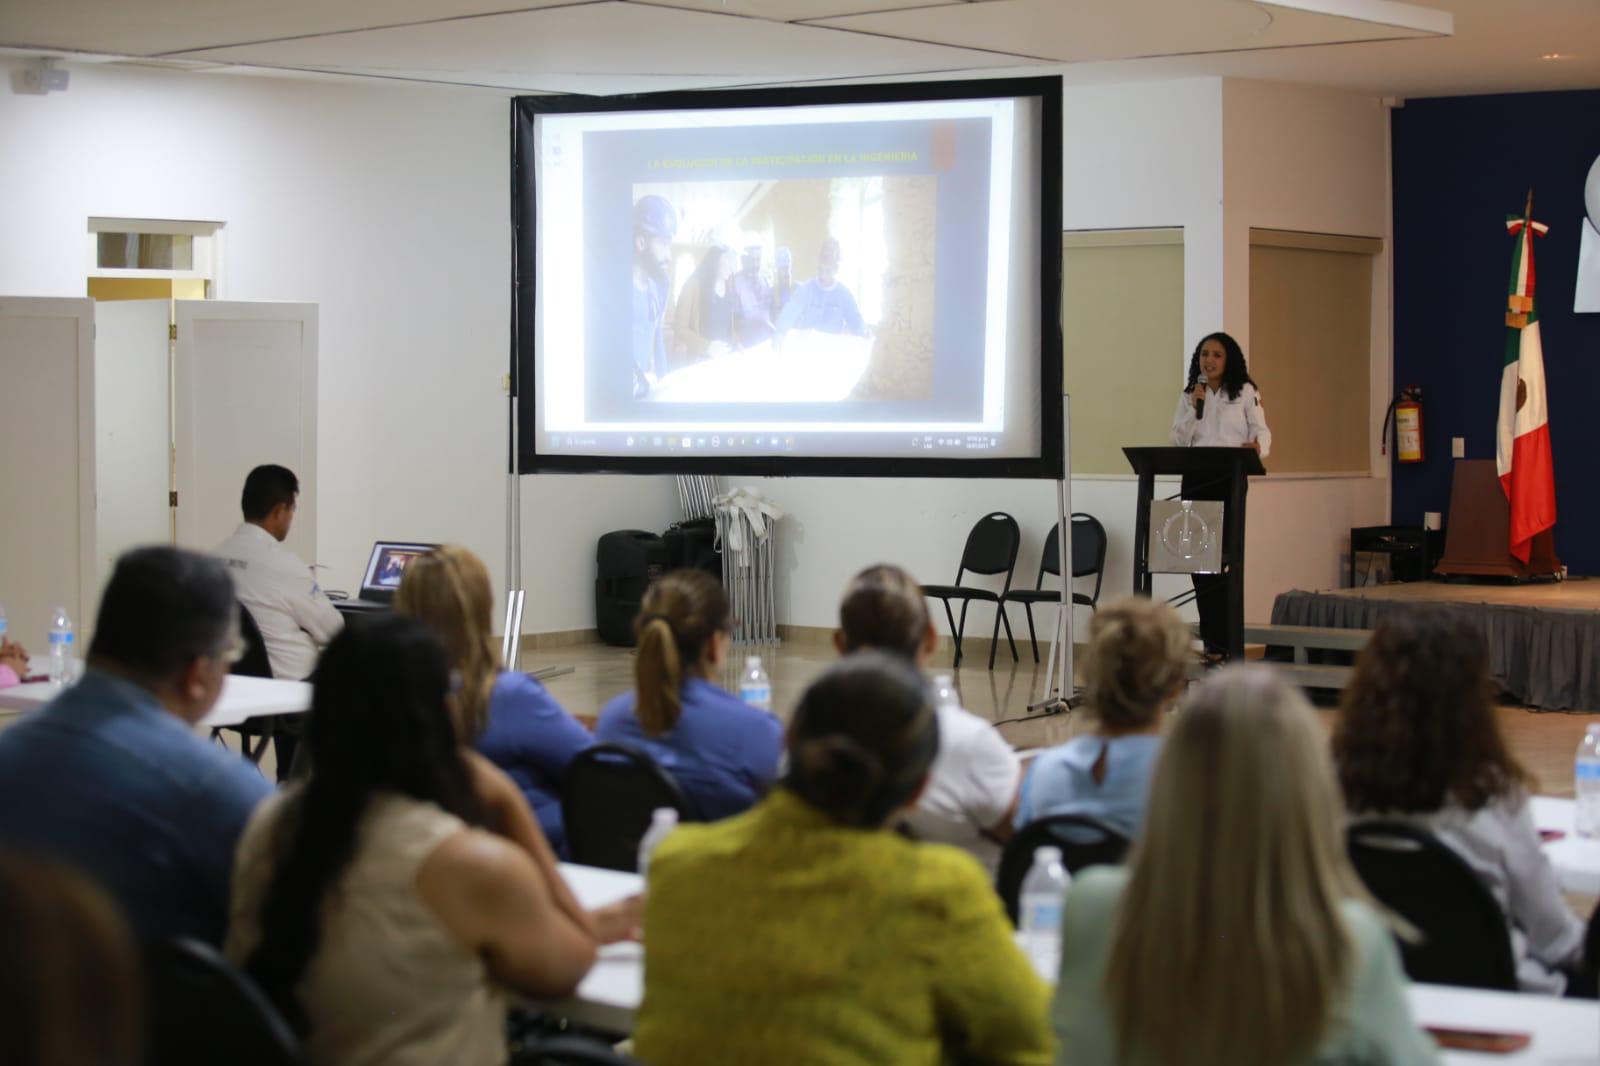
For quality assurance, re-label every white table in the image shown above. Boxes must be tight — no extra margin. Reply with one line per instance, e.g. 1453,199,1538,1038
0,664,310,731
1531,795,1600,897
544,864,645,1033
547,863,1599,1060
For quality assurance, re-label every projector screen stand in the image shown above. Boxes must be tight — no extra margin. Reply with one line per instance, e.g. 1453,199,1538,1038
1028,393,1079,716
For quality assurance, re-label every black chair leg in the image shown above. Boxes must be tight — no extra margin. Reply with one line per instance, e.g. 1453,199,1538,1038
955,600,972,668
987,605,1001,670
1022,604,1039,663
1000,604,1018,663
940,599,961,667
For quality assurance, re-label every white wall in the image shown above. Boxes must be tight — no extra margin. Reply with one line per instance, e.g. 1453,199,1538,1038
0,58,679,633
0,62,1389,637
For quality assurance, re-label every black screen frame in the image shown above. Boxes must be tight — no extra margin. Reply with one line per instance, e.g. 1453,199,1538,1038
511,75,1063,479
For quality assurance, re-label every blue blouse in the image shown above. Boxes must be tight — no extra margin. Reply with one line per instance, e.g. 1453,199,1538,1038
595,677,783,821
476,671,592,856
1015,734,1163,838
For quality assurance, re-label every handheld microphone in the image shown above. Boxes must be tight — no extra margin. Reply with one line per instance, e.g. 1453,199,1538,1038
1194,384,1204,421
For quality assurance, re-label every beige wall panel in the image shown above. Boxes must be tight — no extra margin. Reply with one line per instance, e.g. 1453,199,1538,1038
1248,243,1372,473
1062,234,1184,474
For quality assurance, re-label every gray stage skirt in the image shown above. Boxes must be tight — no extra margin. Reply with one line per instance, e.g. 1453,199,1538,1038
1270,588,1600,713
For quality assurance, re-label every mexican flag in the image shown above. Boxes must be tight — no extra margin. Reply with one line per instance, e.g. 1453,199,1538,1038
1497,200,1556,563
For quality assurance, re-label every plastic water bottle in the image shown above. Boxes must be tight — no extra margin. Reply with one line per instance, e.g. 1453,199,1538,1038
932,672,958,709
47,606,74,686
637,807,679,876
1576,725,1600,838
740,655,772,713
1018,845,1071,974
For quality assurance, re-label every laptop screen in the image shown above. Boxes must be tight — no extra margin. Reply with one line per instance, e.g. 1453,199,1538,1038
360,542,438,599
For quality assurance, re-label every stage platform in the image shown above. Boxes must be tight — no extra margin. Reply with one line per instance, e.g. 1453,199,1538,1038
1271,579,1600,712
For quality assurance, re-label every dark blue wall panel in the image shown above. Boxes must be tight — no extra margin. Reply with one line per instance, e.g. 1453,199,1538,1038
1391,90,1600,572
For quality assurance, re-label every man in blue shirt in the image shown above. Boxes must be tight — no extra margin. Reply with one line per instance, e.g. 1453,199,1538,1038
0,546,273,945
775,236,868,342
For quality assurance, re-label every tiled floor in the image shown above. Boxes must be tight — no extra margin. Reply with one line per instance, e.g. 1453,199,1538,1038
523,637,1597,799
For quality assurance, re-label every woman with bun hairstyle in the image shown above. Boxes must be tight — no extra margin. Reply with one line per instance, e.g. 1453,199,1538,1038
835,564,1021,871
635,652,1054,1066
396,545,592,856
1015,597,1188,836
594,569,782,820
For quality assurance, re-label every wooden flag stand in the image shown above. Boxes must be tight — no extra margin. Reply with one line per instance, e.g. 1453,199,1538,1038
1433,459,1560,580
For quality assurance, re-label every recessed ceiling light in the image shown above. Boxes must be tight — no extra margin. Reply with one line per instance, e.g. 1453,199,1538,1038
1541,52,1570,60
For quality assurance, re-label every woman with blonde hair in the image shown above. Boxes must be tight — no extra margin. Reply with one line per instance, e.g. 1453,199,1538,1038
396,544,592,855
1014,596,1187,836
1053,667,1437,1066
595,569,782,820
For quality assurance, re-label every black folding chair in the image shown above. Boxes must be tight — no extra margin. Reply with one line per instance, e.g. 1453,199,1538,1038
1346,820,1519,991
145,936,304,1066
1000,514,1108,663
921,512,1022,669
562,744,695,872
996,813,1130,924
212,604,278,759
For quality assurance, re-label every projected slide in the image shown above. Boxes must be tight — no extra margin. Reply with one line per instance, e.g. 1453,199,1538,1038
521,86,1052,468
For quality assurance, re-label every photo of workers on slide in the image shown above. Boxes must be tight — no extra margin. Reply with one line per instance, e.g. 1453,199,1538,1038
627,176,937,405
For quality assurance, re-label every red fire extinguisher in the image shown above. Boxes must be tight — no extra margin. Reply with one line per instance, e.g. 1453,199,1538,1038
1382,386,1424,463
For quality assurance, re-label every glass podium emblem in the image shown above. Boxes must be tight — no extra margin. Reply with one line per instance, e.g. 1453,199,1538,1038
1149,499,1224,574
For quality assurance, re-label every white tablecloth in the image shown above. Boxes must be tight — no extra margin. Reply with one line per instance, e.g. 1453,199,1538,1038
547,863,1599,1059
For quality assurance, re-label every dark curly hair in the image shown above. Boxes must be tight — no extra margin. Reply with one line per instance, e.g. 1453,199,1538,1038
1332,609,1529,814
1184,331,1256,401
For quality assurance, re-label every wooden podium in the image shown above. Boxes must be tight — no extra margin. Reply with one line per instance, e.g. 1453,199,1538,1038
1124,447,1266,661
1434,459,1560,579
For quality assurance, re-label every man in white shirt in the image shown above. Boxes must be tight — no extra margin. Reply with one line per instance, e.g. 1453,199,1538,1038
214,464,343,682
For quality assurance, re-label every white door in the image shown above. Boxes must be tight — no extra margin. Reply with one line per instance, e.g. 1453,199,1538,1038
174,301,318,563
93,299,172,592
0,298,96,647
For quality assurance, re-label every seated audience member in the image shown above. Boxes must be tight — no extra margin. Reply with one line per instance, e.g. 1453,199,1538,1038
395,544,591,856
0,634,28,687
0,547,272,945
0,851,143,1066
1054,667,1438,1066
835,563,1020,870
1015,597,1187,837
214,464,343,681
595,570,782,820
229,615,633,1066
636,653,1055,1066
1333,610,1584,994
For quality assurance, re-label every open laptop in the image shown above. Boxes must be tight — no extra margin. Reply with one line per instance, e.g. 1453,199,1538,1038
330,541,438,612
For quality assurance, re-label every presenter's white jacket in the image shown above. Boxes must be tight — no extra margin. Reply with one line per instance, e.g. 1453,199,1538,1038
214,523,343,681
1169,382,1271,458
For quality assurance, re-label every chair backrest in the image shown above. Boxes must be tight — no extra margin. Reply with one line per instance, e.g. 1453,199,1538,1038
1346,820,1519,991
957,512,1022,579
562,743,695,872
1070,513,1108,581
233,602,274,679
145,936,304,1066
996,813,1131,924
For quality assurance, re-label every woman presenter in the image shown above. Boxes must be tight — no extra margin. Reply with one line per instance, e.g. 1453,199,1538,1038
1169,331,1271,661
